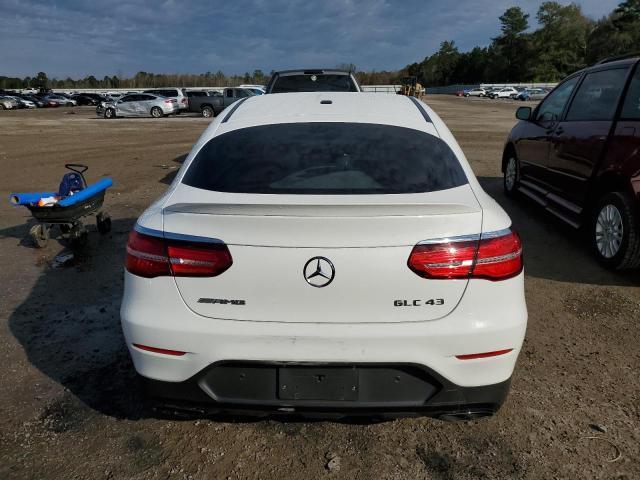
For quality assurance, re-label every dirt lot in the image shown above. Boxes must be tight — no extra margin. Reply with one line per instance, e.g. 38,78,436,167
0,98,638,480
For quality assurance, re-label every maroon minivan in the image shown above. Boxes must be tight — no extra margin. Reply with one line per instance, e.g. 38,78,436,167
503,56,640,269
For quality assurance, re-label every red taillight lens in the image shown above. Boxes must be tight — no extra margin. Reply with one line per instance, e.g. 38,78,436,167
408,239,477,279
126,231,170,278
473,230,522,280
167,241,232,277
407,229,522,281
125,231,232,278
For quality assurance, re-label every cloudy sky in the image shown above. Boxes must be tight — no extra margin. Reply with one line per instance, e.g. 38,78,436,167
0,0,620,79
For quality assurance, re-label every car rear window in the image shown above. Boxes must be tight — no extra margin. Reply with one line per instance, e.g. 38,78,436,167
182,123,468,194
271,75,358,93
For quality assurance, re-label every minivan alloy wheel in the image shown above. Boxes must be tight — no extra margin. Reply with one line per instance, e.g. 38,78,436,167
505,157,517,192
595,204,624,258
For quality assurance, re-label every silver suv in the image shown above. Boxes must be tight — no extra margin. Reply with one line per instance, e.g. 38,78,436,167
143,88,188,112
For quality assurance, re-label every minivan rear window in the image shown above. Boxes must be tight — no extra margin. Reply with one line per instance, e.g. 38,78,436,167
271,75,358,93
182,123,468,194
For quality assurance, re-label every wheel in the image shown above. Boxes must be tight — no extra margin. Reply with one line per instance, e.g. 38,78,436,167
29,224,49,248
151,106,163,118
59,224,72,235
464,93,470,97
591,192,640,270
104,108,115,119
503,155,519,197
201,106,214,118
96,212,111,234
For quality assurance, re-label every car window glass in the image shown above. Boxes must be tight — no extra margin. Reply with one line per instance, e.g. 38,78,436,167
226,89,233,98
138,95,153,101
271,74,358,93
182,123,468,195
566,68,628,121
535,76,579,122
237,89,250,98
120,95,133,102
621,66,640,120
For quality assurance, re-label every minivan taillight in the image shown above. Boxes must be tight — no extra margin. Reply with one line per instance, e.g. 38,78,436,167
125,231,232,278
408,229,522,281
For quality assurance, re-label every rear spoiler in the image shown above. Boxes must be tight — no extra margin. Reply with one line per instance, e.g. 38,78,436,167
163,202,478,217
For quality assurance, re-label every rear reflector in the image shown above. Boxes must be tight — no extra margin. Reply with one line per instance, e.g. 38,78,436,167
125,230,233,278
133,344,186,356
408,228,522,281
455,349,513,360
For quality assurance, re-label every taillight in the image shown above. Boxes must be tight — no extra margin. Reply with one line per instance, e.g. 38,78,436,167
181,98,187,103
408,229,522,281
125,230,232,278
164,99,172,104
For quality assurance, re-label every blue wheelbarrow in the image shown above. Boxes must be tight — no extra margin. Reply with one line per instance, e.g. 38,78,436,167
9,164,114,248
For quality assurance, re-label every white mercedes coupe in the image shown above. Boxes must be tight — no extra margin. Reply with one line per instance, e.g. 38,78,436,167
121,92,527,420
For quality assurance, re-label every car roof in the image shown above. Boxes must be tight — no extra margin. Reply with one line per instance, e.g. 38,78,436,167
272,69,353,76
205,92,439,139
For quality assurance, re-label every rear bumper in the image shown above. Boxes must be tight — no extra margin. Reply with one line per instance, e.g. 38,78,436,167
121,271,527,400
141,361,512,420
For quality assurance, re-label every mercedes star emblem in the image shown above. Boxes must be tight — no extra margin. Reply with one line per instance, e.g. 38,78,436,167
303,256,335,288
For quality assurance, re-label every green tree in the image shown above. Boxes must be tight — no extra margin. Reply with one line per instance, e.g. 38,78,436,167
493,7,531,81
530,2,592,81
35,71,48,89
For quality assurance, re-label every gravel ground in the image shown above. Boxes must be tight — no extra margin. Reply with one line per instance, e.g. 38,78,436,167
0,98,638,479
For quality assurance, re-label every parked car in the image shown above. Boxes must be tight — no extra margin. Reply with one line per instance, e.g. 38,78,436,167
96,93,178,118
143,88,188,112
516,88,548,102
489,87,519,99
8,95,37,108
121,92,526,420
266,69,361,93
43,94,77,107
239,84,266,95
16,94,44,107
188,87,254,117
0,96,19,109
70,94,99,106
508,87,526,99
79,93,109,104
464,87,487,97
503,56,640,269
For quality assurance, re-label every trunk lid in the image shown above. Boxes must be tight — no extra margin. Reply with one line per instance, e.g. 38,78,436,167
163,185,482,323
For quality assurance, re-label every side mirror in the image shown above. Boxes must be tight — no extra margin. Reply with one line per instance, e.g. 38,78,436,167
516,106,532,121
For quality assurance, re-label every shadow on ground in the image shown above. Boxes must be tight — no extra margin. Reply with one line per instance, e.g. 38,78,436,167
478,176,638,286
159,153,187,185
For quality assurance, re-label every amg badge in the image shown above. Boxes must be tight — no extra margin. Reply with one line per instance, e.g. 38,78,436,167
197,298,246,305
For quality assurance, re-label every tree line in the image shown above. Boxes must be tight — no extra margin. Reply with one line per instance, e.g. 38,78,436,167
403,0,640,86
1,1,638,91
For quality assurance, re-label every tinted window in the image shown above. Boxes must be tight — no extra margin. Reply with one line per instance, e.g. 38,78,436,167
566,68,628,121
536,76,579,122
182,123,468,195
225,89,233,98
271,74,358,93
621,66,640,120
119,95,134,102
138,94,154,101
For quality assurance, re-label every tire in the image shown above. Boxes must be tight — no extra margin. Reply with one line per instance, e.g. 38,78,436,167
201,106,214,118
29,224,49,248
104,108,115,119
151,107,163,118
0,104,5,110
503,155,519,197
591,192,640,270
96,212,111,234
464,94,470,97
